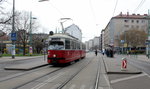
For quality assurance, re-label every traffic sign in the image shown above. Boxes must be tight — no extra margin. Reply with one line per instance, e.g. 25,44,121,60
11,33,17,41
120,40,125,44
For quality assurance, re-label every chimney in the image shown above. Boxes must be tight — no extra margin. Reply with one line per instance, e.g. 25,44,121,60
127,12,129,16
137,14,140,15
120,12,122,16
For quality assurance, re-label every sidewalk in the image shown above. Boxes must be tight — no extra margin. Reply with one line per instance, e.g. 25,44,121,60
128,54,150,62
102,54,142,74
102,54,150,89
0,56,43,63
0,56,48,70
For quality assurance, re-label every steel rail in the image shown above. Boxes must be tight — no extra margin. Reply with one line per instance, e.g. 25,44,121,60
94,56,101,89
56,58,93,89
12,67,63,89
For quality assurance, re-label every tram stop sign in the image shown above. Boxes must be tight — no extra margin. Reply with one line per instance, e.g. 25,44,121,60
11,33,17,41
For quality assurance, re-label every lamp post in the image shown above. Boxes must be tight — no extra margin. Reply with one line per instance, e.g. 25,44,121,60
11,0,16,59
147,10,150,58
29,12,33,56
59,18,72,33
29,12,37,56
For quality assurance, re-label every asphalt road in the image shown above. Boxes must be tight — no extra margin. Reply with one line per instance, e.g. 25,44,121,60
0,53,112,89
128,57,150,75
107,55,150,89
1,54,150,89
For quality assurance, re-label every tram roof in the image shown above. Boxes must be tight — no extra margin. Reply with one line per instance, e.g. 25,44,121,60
49,33,79,41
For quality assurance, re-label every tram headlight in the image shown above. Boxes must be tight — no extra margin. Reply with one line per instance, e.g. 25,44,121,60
48,51,50,55
53,54,56,58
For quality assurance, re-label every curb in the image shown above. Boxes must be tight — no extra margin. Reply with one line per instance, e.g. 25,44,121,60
102,56,142,74
4,63,49,70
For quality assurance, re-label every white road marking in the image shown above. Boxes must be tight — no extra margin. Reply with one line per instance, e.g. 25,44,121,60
31,72,65,89
50,84,61,89
111,73,147,84
69,84,76,89
103,74,111,87
143,72,150,78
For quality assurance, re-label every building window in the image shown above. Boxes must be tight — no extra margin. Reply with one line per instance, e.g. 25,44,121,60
136,20,139,23
124,20,128,23
136,25,139,29
141,20,145,23
124,25,129,28
131,20,134,23
131,25,134,28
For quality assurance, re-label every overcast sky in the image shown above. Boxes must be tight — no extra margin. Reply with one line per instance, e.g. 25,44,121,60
7,0,150,42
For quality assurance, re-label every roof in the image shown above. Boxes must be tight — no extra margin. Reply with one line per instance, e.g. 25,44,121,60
113,13,149,19
48,33,79,41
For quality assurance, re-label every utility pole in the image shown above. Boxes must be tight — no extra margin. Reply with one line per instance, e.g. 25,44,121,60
147,9,150,59
11,0,16,59
29,12,33,56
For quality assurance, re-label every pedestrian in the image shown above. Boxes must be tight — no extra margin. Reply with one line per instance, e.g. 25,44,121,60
102,49,105,55
95,50,98,56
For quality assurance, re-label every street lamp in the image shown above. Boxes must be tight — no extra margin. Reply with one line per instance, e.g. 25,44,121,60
59,18,73,33
29,12,37,56
11,0,16,59
38,0,49,2
147,9,150,58
29,12,33,56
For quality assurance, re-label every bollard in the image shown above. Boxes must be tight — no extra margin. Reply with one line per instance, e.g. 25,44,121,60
121,57,127,71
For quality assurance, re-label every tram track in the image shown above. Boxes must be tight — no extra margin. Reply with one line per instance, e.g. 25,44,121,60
9,54,90,89
13,67,63,89
54,54,102,89
94,56,101,89
0,65,61,82
11,53,92,89
0,53,104,89
0,65,63,89
56,56,93,89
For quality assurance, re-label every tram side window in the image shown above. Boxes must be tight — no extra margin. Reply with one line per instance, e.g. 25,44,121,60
65,40,70,49
71,41,75,49
77,43,80,49
82,44,86,50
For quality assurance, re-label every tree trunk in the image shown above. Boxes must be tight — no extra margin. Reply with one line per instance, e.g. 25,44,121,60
23,43,26,56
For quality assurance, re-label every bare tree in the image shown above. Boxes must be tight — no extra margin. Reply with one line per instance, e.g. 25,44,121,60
119,29,147,47
15,11,39,55
0,0,13,34
32,33,48,54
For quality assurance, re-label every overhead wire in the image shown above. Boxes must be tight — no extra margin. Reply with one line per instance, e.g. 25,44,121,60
134,0,146,13
89,0,97,24
112,0,119,16
49,2,66,17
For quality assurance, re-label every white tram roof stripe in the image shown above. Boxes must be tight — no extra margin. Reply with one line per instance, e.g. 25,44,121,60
49,33,80,41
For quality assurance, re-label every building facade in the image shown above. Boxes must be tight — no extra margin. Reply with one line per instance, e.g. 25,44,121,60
93,36,100,50
65,24,82,41
104,12,149,50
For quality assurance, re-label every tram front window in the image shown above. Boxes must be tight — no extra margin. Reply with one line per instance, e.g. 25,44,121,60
48,41,64,50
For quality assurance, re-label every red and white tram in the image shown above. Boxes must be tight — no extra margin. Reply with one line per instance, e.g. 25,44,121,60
47,33,86,65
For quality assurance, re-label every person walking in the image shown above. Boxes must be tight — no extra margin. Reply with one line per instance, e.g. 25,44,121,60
95,50,98,56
